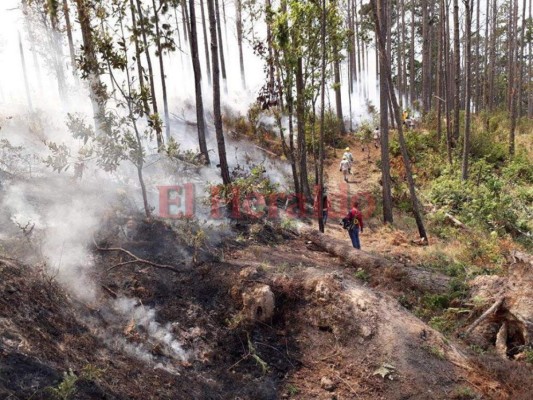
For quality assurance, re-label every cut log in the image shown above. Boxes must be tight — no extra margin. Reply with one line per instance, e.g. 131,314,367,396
301,228,451,294
495,321,508,358
444,212,469,230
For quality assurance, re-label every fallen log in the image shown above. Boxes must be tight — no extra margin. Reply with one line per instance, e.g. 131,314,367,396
463,297,505,337
301,228,451,294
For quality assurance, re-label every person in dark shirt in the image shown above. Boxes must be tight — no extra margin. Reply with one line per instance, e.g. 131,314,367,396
345,201,364,249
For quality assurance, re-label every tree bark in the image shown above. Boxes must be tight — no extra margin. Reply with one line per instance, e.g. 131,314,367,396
207,0,231,185
214,0,227,93
372,0,428,242
318,0,327,233
453,0,460,144
378,0,393,224
296,57,311,200
130,0,150,116
62,0,77,78
74,0,108,134
462,0,472,180
136,0,164,149
235,0,246,89
199,0,212,85
303,229,450,293
189,0,210,164
151,0,170,142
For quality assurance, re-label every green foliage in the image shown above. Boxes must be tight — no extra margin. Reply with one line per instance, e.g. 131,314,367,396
354,268,370,282
47,369,78,400
427,158,532,245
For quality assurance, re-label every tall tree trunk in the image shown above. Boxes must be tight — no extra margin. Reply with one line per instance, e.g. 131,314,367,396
181,0,190,43
74,0,108,134
474,0,481,111
482,0,490,110
136,0,163,149
235,0,246,89
207,0,231,185
265,0,275,90
410,3,415,105
436,0,443,141
527,0,533,118
443,0,452,163
518,0,527,117
372,0,428,242
152,0,170,142
462,0,472,180
377,0,393,224
355,0,362,78
199,0,212,85
453,0,460,143
18,32,33,112
488,0,497,112
296,57,311,201
509,0,519,155
129,0,150,116
47,9,67,103
214,0,227,93
422,0,430,114
62,0,77,78
189,0,210,164
318,0,327,233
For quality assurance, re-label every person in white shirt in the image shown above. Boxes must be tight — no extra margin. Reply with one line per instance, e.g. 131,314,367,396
339,156,350,182
373,127,380,148
342,147,354,174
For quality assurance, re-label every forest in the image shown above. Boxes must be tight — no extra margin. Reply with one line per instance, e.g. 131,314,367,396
0,0,532,399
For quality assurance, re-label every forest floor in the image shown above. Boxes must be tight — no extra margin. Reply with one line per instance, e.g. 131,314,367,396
1,135,532,399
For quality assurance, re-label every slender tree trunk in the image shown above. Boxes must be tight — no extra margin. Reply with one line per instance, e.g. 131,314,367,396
214,0,227,93
207,0,231,185
518,0,527,118
181,0,190,43
453,0,460,143
235,0,246,89
136,0,163,149
189,0,210,164
488,0,497,112
265,0,275,90
527,0,533,118
507,0,516,113
47,11,67,103
462,0,472,180
443,0,452,163
318,0,327,233
422,0,430,114
410,3,415,105
475,0,481,111
377,0,393,224
482,0,490,110
152,0,170,142
296,58,311,200
18,32,33,112
372,0,428,242
355,0,362,78
130,0,150,116
62,0,77,78
74,0,108,133
509,0,519,155
436,0,443,141
199,0,212,85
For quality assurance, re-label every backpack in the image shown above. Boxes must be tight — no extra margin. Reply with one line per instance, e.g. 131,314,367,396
341,215,359,230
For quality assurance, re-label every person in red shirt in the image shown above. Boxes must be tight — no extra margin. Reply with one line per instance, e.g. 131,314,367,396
345,201,364,249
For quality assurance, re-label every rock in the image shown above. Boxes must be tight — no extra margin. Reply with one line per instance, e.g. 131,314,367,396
320,377,336,391
242,285,275,322
360,325,373,338
239,267,259,280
